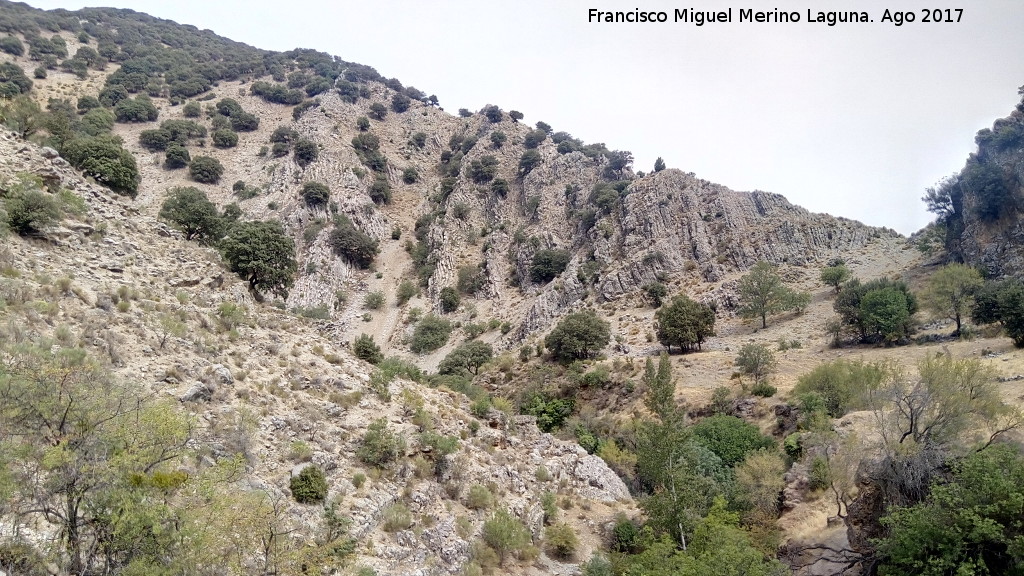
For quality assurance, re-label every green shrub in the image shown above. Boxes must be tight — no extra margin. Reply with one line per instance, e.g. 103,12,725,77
402,167,418,184
290,465,328,504
490,131,506,148
364,291,384,310
0,36,24,56
544,523,578,560
530,249,571,284
466,484,493,510
410,131,427,148
396,280,418,305
734,343,776,384
220,220,297,299
301,181,330,207
352,334,383,364
481,105,502,123
524,129,547,149
113,95,158,123
164,143,190,169
518,150,542,176
357,418,403,467
691,414,775,467
61,135,139,197
369,102,387,120
189,156,224,184
439,286,460,313
182,101,201,118
329,215,378,269
751,382,777,397
410,314,452,353
230,111,259,132
544,310,610,362
158,186,223,244
391,93,411,113
491,178,509,196
482,509,530,565
792,359,886,418
293,138,318,168
211,129,238,148
368,177,391,204
438,341,493,376
381,502,412,532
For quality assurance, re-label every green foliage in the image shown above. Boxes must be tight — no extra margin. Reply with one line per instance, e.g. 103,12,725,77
642,352,676,420
545,523,579,560
357,419,403,467
519,392,574,432
158,186,223,244
481,105,503,123
793,359,887,418
876,444,1024,576
834,277,918,343
211,129,238,148
691,415,775,467
410,314,452,353
467,155,499,183
654,157,666,172
0,35,24,56
410,131,427,148
368,102,387,120
290,465,328,504
352,334,383,364
293,138,319,168
113,95,158,123
518,149,542,176
962,160,1013,222
439,286,460,313
164,143,190,169
524,129,547,149
368,177,391,204
530,248,571,283
61,135,139,196
300,181,330,207
1,178,61,235
391,92,411,113
737,261,801,328
220,220,297,298
363,291,384,310
401,166,418,184
396,280,418,306
182,101,201,118
250,81,304,105
921,263,983,335
329,215,378,269
482,509,531,565
544,310,611,362
188,156,224,184
0,62,32,97
491,178,509,196
820,264,851,292
973,279,1024,346
381,503,412,532
655,294,716,353
644,282,668,307
734,343,776,384
489,131,506,148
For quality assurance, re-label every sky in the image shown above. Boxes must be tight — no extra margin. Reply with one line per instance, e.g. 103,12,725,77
22,0,1024,235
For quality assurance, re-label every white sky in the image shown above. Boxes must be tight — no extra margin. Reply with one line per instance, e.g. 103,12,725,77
23,0,1024,234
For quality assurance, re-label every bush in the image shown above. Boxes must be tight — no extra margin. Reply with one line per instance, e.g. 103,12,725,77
364,291,384,310
396,280,418,305
410,131,427,148
457,265,486,295
792,359,887,418
220,220,297,299
0,36,24,56
368,177,391,204
490,131,507,148
352,334,383,364
402,167,418,184
61,136,139,197
290,465,328,504
293,138,319,168
466,484,493,510
139,129,172,151
182,101,201,118
482,509,530,565
113,96,158,123
189,156,224,184
381,503,412,532
4,187,60,235
164,143,190,169
481,105,503,123
544,310,610,362
391,93,411,113
158,186,223,244
230,111,259,132
438,340,493,375
518,149,542,176
357,418,403,467
545,523,579,560
691,414,775,467
750,382,777,397
329,215,378,269
524,129,547,149
211,129,238,148
410,314,452,353
369,102,387,120
530,249,571,283
644,282,668,307
491,178,509,196
301,181,330,207
834,278,918,343
655,294,716,352
439,286,460,313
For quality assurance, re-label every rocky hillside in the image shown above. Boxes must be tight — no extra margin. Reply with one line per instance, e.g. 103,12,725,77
928,89,1024,277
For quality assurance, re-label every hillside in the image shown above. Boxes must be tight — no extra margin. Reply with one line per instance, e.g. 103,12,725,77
2,4,1024,576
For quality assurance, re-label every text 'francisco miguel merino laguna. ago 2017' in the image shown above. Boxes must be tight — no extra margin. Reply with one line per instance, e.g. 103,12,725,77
586,8,964,26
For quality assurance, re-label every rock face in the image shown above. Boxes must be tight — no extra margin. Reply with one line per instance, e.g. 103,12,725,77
942,97,1024,277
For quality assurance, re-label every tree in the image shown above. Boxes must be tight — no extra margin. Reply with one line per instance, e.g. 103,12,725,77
921,263,983,336
738,261,799,328
113,95,158,123
524,129,547,149
876,444,1024,576
691,414,775,467
734,343,776,385
390,92,411,113
212,128,238,148
368,177,391,204
189,155,224,184
329,215,378,269
490,131,506,148
644,282,668,307
482,509,530,565
3,180,61,236
820,263,852,292
518,149,542,176
530,248,571,283
293,138,318,168
644,352,676,421
438,340,494,375
0,62,32,97
289,465,328,504
972,279,1024,346
438,286,460,313
654,157,666,172
220,220,297,299
159,186,223,244
300,181,330,207
793,359,887,418
509,110,524,122
545,523,579,560
165,143,190,169
61,135,140,197
655,294,716,352
544,310,610,361
481,105,503,123
410,315,452,353
368,102,387,120
352,334,383,364
0,94,42,139
357,419,403,467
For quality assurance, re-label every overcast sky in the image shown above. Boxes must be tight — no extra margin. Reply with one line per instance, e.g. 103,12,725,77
23,0,1024,234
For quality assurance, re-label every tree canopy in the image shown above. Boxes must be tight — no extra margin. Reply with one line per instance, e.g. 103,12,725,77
220,220,297,299
545,310,610,362
159,186,223,244
655,294,715,353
